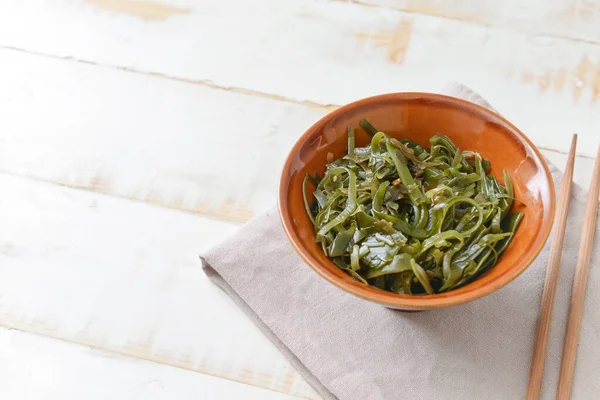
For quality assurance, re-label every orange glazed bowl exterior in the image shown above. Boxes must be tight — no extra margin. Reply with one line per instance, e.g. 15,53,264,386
279,93,555,310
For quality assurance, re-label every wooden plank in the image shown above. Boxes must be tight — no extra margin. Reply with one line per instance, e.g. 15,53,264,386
0,326,306,400
351,0,600,44
0,1,599,156
0,48,328,223
0,172,320,399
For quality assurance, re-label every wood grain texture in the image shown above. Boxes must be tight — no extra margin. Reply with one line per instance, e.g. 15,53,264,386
526,135,577,400
0,172,319,399
85,0,190,21
0,327,303,400
0,0,599,155
556,145,600,400
350,0,600,44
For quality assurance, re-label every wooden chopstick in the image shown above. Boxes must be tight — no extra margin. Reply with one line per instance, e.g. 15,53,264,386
526,134,578,400
556,144,600,400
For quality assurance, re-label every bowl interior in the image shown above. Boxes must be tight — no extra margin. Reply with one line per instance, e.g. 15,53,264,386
279,93,554,309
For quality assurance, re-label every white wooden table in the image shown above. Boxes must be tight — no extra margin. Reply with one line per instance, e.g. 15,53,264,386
0,1,598,398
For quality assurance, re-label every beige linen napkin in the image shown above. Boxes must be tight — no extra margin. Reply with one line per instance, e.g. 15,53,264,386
201,85,600,400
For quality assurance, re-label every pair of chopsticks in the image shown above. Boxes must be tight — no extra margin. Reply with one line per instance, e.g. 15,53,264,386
526,135,600,400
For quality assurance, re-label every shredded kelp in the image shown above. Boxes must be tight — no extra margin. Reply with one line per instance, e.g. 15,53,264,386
303,120,524,294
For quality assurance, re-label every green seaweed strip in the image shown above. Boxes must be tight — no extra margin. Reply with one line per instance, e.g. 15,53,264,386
302,174,315,225
347,126,355,156
359,119,379,138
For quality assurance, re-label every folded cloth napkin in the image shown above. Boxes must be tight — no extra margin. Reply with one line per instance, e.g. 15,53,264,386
201,84,600,400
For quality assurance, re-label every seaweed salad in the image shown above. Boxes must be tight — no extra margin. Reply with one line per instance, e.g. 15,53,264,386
303,119,524,295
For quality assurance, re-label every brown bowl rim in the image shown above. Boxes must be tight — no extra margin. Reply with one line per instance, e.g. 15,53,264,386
278,92,555,309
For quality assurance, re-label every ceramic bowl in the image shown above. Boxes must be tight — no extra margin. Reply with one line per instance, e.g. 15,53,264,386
279,93,555,310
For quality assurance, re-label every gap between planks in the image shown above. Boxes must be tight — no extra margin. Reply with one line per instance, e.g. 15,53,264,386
0,45,339,112
339,0,600,47
539,146,595,160
0,169,249,225
0,323,314,400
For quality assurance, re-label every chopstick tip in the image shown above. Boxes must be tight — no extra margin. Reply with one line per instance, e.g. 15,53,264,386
567,135,578,159
571,134,578,145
